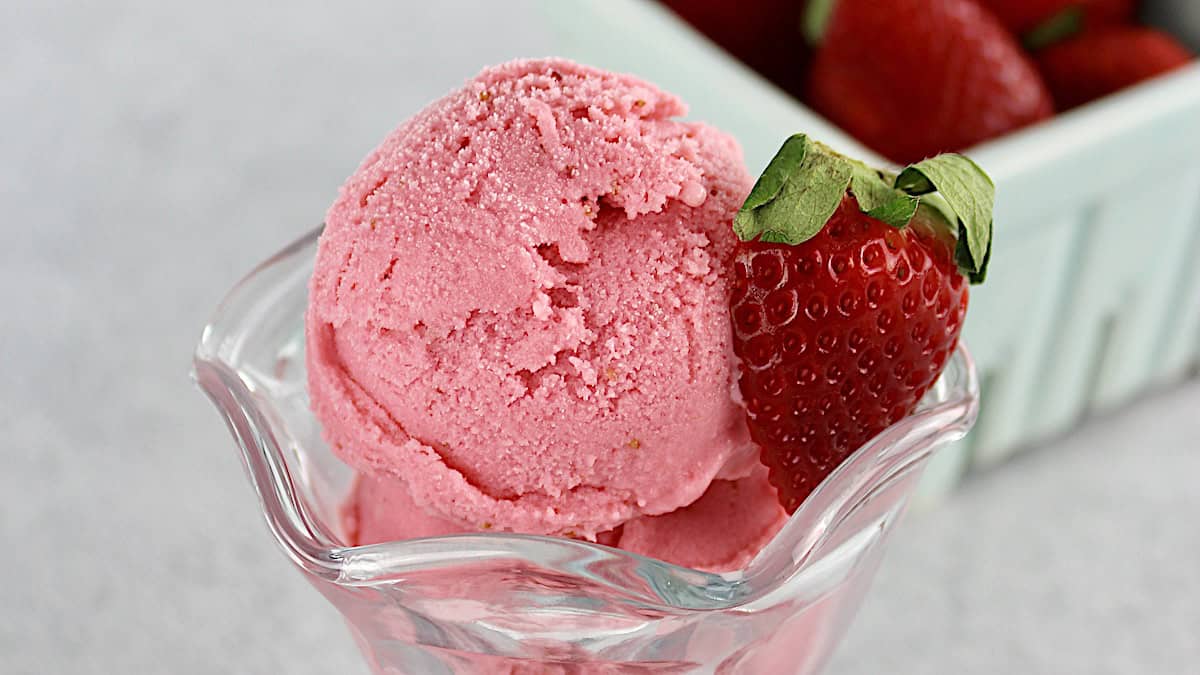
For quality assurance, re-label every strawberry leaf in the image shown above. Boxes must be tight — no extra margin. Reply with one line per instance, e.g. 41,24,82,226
848,165,896,211
1023,6,1083,51
864,194,920,228
737,134,807,215
850,166,919,228
804,0,838,46
734,134,853,245
895,154,994,284
917,193,959,232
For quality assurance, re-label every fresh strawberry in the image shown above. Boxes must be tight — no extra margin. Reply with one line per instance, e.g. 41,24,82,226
976,0,1137,38
1036,27,1193,109
805,0,1054,165
729,135,994,513
660,0,810,96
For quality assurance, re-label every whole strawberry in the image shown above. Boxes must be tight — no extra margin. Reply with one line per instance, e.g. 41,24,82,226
730,135,994,513
805,0,1054,164
1036,27,1193,109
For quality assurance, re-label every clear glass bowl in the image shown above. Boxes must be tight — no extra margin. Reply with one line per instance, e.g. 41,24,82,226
194,227,979,674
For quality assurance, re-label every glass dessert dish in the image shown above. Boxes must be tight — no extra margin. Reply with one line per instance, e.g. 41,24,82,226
194,227,979,674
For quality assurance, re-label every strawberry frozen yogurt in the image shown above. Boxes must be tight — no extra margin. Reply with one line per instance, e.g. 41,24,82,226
306,58,784,567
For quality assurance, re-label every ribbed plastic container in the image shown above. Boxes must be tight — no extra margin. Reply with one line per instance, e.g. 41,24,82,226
538,0,1200,501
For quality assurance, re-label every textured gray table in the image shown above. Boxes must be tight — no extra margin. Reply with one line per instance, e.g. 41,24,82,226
4,2,1198,673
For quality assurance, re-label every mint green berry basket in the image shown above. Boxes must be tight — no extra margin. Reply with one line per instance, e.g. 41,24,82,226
538,0,1200,502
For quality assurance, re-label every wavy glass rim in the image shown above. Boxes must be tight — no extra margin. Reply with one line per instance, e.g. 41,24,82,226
194,227,979,612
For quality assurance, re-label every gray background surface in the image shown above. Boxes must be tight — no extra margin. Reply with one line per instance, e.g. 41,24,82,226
4,1,1198,673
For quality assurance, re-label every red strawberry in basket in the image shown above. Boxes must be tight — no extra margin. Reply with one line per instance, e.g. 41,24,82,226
1036,27,1193,109
977,0,1137,39
806,0,1054,165
730,135,995,513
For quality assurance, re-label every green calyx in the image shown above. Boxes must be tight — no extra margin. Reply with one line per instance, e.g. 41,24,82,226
1023,6,1084,51
803,0,838,46
733,134,995,284
895,155,995,283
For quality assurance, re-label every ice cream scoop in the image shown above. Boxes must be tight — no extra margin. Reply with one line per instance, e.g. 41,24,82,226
306,59,762,540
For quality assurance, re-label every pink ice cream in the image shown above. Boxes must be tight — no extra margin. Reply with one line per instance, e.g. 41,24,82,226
345,465,785,573
307,58,785,568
